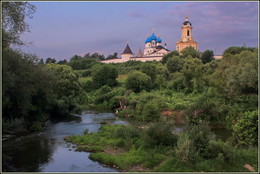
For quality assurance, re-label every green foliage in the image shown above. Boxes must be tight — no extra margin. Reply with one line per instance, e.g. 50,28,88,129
125,71,151,93
200,50,214,64
213,50,258,96
203,140,235,163
181,56,204,92
232,110,258,147
144,122,177,147
166,56,184,73
45,57,56,64
161,51,180,64
181,46,200,58
46,63,82,99
175,133,194,164
82,69,92,77
69,57,100,70
140,63,157,82
223,46,256,57
2,48,53,132
2,2,36,46
186,122,214,156
92,64,118,88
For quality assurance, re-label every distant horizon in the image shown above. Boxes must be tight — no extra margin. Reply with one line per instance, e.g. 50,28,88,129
19,1,258,61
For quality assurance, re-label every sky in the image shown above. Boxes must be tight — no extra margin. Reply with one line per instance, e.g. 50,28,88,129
20,1,259,61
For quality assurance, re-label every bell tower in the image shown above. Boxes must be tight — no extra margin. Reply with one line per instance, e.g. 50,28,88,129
176,16,198,52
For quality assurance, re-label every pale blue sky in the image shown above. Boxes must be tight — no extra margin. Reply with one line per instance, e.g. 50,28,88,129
20,1,258,61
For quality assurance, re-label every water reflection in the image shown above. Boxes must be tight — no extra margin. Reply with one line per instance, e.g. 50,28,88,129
2,111,119,172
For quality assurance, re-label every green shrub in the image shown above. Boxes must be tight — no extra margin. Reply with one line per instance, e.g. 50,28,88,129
186,122,214,155
82,69,92,77
175,133,194,164
203,140,235,163
144,122,177,147
125,71,151,93
232,110,258,147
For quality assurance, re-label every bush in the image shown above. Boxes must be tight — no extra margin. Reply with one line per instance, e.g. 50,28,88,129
115,125,141,149
82,69,92,77
186,122,214,155
203,140,235,163
166,56,184,73
175,133,194,164
92,64,118,88
82,80,94,92
144,122,177,147
125,71,151,93
232,110,258,147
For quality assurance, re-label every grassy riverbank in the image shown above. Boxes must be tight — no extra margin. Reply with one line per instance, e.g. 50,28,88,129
65,123,258,172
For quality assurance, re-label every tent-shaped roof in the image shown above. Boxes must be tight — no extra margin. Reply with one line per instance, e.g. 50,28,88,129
122,44,134,54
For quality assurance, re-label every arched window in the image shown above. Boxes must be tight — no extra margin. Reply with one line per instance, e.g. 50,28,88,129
187,30,190,36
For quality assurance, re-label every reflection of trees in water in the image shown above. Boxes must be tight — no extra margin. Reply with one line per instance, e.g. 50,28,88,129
3,134,55,172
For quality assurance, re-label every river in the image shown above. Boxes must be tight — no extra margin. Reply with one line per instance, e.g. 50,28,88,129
2,111,124,172
2,111,231,172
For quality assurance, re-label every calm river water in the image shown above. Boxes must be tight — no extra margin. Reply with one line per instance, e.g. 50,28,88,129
2,111,124,172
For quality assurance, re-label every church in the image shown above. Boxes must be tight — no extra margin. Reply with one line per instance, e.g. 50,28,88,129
102,16,198,63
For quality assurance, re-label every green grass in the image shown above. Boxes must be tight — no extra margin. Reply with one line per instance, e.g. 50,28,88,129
78,76,92,83
65,124,258,172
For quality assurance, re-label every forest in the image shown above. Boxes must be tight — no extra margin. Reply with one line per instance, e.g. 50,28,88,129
2,2,258,172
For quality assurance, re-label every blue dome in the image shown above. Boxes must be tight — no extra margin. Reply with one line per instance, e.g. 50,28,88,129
145,36,152,43
156,37,162,43
150,33,157,40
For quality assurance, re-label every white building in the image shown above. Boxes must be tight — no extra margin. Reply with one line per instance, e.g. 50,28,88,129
102,31,170,63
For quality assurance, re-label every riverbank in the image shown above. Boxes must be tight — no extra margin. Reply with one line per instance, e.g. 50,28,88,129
65,122,258,172
2,111,119,172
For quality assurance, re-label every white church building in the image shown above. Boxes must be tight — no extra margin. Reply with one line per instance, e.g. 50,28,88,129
102,32,170,63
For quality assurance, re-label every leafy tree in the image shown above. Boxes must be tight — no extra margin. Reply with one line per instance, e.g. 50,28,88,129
2,48,53,131
161,50,180,64
57,59,68,64
70,55,82,61
200,50,214,64
181,46,200,59
106,52,118,59
212,50,258,96
232,110,258,147
45,57,56,64
91,52,105,60
2,1,36,46
125,71,151,93
181,56,204,92
92,64,118,88
223,46,256,57
166,56,184,73
140,63,157,82
46,63,82,99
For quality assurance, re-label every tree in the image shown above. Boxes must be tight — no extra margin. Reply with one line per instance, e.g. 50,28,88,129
140,63,157,82
92,64,118,88
161,50,180,64
223,46,256,57
212,49,258,96
200,50,214,64
125,71,151,93
46,64,82,99
2,2,36,46
181,56,204,92
57,59,68,65
106,52,118,59
166,56,184,73
232,110,258,146
45,57,56,64
2,49,54,131
181,46,200,59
